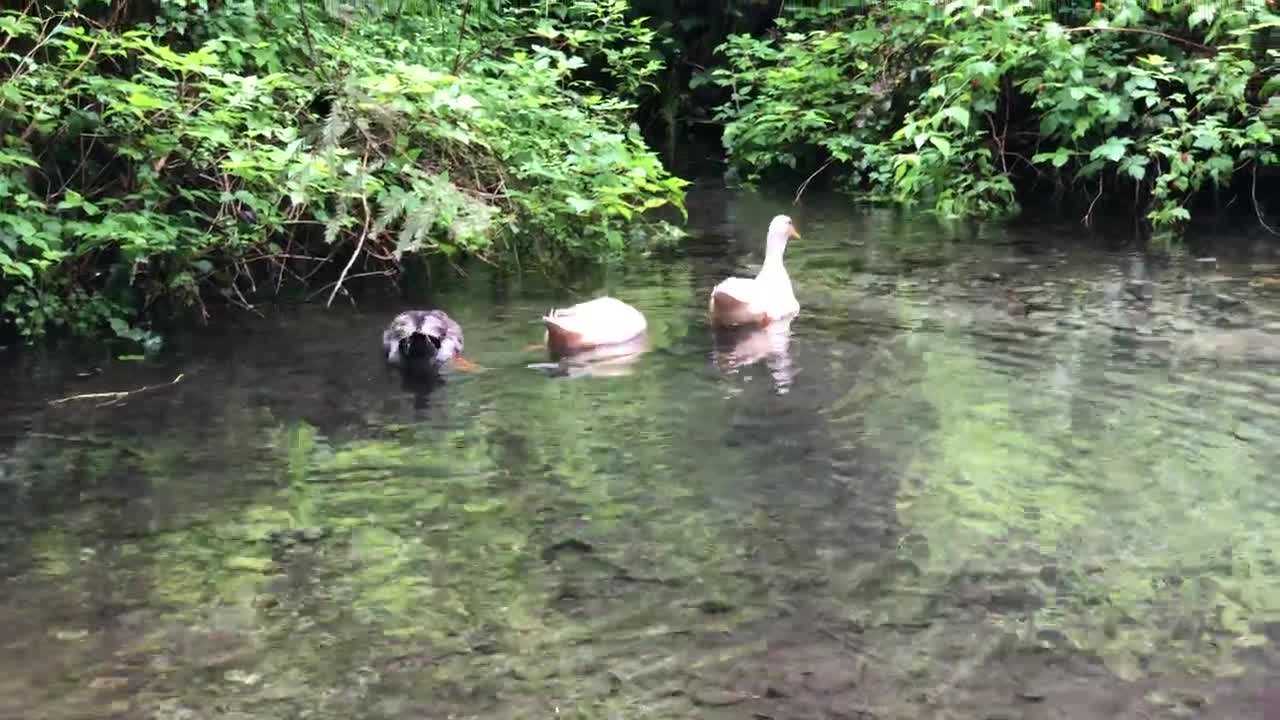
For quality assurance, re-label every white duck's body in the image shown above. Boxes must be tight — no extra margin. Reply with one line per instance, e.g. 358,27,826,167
710,214,801,327
543,296,648,359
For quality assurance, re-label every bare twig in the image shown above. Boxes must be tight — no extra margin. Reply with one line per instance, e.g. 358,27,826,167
327,193,373,307
452,0,473,74
308,270,395,302
1003,151,1036,171
11,12,60,87
227,277,262,316
987,112,1009,176
300,242,346,282
296,0,327,81
1253,161,1280,236
1063,25,1214,54
794,159,834,205
194,287,209,323
49,374,186,407
1082,175,1103,227
245,252,331,263
999,77,1011,175
241,258,257,294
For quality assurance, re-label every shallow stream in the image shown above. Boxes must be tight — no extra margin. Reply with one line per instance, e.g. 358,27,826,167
4,185,1280,719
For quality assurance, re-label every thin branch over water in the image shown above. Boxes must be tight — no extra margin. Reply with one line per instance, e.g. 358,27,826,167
48,373,186,407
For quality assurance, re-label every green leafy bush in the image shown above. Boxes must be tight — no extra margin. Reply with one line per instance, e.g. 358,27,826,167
711,0,1278,228
0,1,687,342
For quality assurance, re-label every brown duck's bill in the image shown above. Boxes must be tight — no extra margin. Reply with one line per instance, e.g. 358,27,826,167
789,226,801,240
452,356,481,372
522,343,545,353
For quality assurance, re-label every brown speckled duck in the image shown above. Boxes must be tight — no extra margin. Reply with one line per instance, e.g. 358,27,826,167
382,310,467,372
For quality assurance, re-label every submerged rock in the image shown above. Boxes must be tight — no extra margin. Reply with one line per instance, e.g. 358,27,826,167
690,686,748,707
696,599,734,615
263,527,330,547
1177,328,1280,363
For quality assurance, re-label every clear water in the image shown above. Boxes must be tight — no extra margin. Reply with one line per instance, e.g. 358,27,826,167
4,186,1280,719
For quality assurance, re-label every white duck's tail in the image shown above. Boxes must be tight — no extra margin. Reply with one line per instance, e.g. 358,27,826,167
543,313,585,352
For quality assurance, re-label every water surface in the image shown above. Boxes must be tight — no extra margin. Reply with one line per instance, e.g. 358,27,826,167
4,186,1280,719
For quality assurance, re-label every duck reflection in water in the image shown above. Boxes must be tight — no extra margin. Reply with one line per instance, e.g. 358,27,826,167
711,315,796,394
393,369,440,410
540,333,651,379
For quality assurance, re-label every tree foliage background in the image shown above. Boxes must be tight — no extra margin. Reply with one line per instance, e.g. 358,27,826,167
0,0,688,342
1,0,1277,344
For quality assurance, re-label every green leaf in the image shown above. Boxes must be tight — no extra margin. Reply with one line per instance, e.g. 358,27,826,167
893,153,920,181
225,556,273,572
928,135,952,157
1,215,37,238
1188,7,1215,28
969,60,997,79
1029,147,1070,167
1091,137,1131,163
0,150,40,169
4,260,33,279
125,91,169,112
1080,158,1106,177
848,28,882,44
1130,75,1157,91
1206,155,1234,179
1192,132,1222,152
56,191,85,211
1245,122,1272,144
1122,156,1149,181
565,195,596,214
1101,96,1125,121
940,106,970,130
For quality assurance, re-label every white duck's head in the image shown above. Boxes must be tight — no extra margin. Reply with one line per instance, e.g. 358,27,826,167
766,214,801,256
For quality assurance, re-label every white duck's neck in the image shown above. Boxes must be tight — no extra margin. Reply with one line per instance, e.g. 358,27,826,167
756,238,789,281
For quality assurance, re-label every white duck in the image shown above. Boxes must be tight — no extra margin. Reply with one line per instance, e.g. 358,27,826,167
542,296,648,359
709,214,801,327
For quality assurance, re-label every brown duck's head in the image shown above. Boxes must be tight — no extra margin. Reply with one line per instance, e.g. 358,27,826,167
387,312,439,359
386,310,463,373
